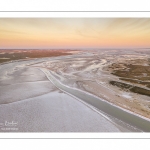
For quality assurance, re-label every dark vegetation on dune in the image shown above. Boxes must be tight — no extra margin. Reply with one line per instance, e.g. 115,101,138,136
109,62,150,88
120,78,150,88
108,59,150,97
109,81,150,97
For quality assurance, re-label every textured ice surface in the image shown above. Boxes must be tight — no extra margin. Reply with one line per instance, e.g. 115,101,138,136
0,91,121,132
0,66,56,104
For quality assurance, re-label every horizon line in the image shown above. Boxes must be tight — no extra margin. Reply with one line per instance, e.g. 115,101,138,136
0,47,150,50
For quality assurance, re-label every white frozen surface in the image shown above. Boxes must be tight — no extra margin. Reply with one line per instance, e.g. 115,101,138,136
0,91,121,132
121,93,132,99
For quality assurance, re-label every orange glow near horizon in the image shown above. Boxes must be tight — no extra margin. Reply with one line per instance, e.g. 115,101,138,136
0,18,150,49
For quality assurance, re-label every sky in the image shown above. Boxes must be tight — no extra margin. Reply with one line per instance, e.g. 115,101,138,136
0,18,150,49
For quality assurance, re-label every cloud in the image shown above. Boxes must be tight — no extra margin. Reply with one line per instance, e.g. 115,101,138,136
0,29,26,35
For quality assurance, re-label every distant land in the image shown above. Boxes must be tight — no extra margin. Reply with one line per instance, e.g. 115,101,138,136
0,49,80,63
